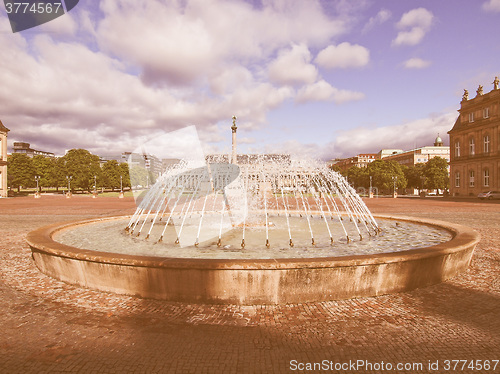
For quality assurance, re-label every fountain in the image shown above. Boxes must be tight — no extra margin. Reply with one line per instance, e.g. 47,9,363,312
27,157,479,304
124,159,380,247
26,126,479,305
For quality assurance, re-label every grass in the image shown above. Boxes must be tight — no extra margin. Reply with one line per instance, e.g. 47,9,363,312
8,188,134,198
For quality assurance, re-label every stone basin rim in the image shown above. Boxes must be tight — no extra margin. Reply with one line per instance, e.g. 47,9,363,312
26,214,480,270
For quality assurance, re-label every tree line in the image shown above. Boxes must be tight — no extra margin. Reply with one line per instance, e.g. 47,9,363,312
331,157,449,194
7,149,132,192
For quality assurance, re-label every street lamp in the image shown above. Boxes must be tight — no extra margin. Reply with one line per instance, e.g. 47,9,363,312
392,176,398,198
92,175,97,198
34,176,40,198
119,175,124,199
66,176,72,197
144,155,150,188
369,175,373,198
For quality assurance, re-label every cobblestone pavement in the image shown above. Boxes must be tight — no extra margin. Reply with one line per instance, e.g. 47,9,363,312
0,196,499,373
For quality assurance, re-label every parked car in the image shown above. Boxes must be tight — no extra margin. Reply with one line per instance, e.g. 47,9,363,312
477,191,500,200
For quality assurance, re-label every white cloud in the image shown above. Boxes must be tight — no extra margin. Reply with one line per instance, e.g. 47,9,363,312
268,44,318,85
96,0,345,85
0,5,301,156
37,13,78,35
392,28,426,47
295,80,364,104
315,42,370,69
392,8,434,47
237,137,257,145
223,83,294,124
363,9,392,33
482,0,500,12
222,112,456,161
403,58,431,69
79,10,97,37
0,1,372,158
209,66,254,95
325,112,455,159
397,8,434,29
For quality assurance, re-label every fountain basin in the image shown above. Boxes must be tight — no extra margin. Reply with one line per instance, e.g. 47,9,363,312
27,214,479,305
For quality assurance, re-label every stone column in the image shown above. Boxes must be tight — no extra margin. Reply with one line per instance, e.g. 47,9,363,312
231,116,237,164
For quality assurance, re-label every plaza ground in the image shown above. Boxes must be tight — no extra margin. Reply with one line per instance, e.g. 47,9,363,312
0,196,499,373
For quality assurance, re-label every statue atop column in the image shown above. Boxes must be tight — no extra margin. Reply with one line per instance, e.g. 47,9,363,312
462,89,469,101
231,116,237,164
493,76,499,90
231,115,237,133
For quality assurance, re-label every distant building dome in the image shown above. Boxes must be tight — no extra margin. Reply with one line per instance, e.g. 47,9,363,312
434,135,443,146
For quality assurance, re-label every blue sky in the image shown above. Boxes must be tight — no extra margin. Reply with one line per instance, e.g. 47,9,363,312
1,0,499,159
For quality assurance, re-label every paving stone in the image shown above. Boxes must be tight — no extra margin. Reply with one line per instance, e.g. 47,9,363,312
0,196,499,373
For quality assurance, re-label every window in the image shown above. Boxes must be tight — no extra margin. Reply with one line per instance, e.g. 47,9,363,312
469,170,475,187
484,135,490,153
455,172,460,188
455,141,460,157
484,107,490,118
484,168,490,187
469,112,474,122
469,138,475,155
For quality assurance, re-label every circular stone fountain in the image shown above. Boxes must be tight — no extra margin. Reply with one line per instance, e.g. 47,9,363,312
27,160,480,305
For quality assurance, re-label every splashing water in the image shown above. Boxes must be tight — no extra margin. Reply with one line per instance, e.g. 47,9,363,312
125,158,380,248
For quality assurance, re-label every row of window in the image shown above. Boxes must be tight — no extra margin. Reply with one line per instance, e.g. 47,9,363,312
468,107,490,123
454,169,490,187
454,135,491,157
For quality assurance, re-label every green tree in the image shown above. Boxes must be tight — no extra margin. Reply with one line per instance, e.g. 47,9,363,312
329,164,342,173
7,153,35,192
423,157,449,191
51,157,67,192
119,162,131,189
32,155,54,191
404,164,425,192
366,160,407,193
102,160,122,191
62,149,101,192
129,165,149,188
344,166,369,189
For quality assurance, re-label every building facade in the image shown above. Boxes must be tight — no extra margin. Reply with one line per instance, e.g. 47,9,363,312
332,140,448,173
448,78,500,196
332,153,379,171
0,121,9,197
122,152,163,177
382,137,450,167
13,142,55,158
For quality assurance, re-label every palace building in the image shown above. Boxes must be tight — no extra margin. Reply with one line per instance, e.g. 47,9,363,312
0,120,9,197
381,136,450,167
448,77,500,196
332,153,378,171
